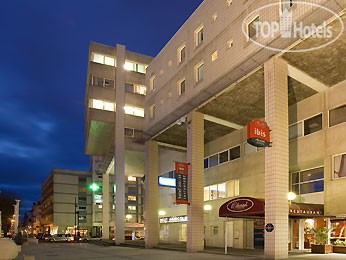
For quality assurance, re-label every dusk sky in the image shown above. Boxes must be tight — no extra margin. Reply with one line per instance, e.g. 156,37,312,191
0,0,203,215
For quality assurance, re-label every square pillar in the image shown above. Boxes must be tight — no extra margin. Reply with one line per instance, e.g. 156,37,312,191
115,44,126,244
298,219,305,250
144,140,159,248
264,57,289,259
186,111,204,252
102,173,110,240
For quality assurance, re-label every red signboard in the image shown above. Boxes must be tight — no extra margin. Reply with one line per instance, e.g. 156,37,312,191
247,119,270,147
175,162,188,205
219,197,265,218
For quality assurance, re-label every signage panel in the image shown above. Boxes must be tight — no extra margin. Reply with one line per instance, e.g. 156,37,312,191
175,162,188,204
159,215,187,224
247,119,270,147
158,176,176,187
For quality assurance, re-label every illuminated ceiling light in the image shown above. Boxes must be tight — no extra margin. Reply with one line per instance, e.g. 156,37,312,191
204,205,212,211
126,214,132,219
89,183,100,192
158,210,166,216
288,192,296,201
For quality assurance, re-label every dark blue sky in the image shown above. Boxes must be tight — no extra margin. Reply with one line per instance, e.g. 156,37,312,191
0,0,203,215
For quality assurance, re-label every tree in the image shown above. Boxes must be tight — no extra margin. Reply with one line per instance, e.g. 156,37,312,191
0,190,18,235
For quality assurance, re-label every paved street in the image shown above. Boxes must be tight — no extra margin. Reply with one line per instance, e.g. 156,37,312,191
14,242,346,260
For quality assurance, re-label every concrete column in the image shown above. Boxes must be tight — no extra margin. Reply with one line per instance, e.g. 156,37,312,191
102,173,110,240
298,219,305,250
264,57,289,259
186,111,204,252
14,200,20,234
144,140,159,248
115,44,126,245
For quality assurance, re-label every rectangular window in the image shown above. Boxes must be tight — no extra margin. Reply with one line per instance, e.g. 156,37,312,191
125,61,135,71
227,38,233,49
212,226,218,236
128,196,136,201
304,114,322,136
104,79,114,88
195,62,204,83
218,183,226,198
195,25,204,47
128,206,136,211
136,64,146,74
300,167,324,183
125,83,134,93
219,150,229,164
92,53,104,64
229,146,240,160
329,104,346,127
290,167,324,195
178,79,186,96
103,101,114,111
211,50,218,62
92,76,103,87
178,44,186,64
128,176,136,182
204,158,209,169
210,185,218,200
124,105,145,117
244,142,257,155
248,16,259,39
149,104,156,119
334,153,346,179
150,75,156,91
209,154,219,167
104,56,115,66
92,99,104,110
204,186,210,201
289,122,303,140
125,128,134,137
134,85,147,95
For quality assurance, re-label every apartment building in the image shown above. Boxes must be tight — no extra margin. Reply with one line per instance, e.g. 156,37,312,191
85,42,152,241
140,0,346,259
30,201,42,235
40,168,92,235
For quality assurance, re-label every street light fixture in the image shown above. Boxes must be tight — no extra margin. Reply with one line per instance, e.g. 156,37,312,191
288,192,296,205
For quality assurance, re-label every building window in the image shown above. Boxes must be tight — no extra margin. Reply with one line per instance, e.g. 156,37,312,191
149,104,156,119
124,60,147,74
226,179,240,197
195,62,204,83
195,25,204,47
128,196,136,201
90,99,115,112
289,122,303,140
128,176,136,182
226,0,232,7
211,12,217,23
304,114,322,136
177,79,186,96
229,146,240,160
125,128,134,138
281,0,294,11
227,38,233,49
150,75,156,91
134,84,147,95
92,76,114,88
204,158,209,169
247,16,259,39
91,52,115,67
177,44,186,64
209,154,219,167
212,226,219,236
290,167,324,195
124,105,145,117
333,153,346,179
211,50,218,62
128,206,136,211
204,180,239,201
329,104,346,127
219,150,229,164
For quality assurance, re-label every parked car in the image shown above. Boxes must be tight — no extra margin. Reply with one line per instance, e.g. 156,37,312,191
49,234,73,242
44,234,53,241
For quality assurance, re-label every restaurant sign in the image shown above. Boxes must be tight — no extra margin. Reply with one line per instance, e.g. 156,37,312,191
247,119,270,147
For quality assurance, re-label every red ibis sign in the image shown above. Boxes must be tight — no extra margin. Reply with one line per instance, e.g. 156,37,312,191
175,162,188,205
247,119,270,147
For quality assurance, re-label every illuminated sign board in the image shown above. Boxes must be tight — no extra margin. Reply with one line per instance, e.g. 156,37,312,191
159,215,187,224
94,194,103,203
247,119,270,147
175,162,188,204
158,177,176,187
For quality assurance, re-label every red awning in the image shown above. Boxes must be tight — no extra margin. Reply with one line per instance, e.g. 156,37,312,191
219,197,325,218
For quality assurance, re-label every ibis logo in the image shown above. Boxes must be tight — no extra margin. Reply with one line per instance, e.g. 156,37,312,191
242,1,344,53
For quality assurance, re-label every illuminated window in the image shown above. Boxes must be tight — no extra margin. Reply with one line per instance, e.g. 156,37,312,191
150,75,156,91
128,206,136,211
195,62,204,83
204,187,210,201
177,44,186,64
211,12,217,23
134,85,146,95
195,25,204,47
103,102,115,112
150,104,156,119
136,64,146,74
124,61,147,74
210,185,218,200
177,78,186,96
125,61,134,71
128,176,136,182
124,105,145,117
92,99,104,110
334,154,346,179
211,50,218,62
227,38,233,49
226,0,232,7
218,183,226,198
92,53,104,64
104,56,115,66
128,196,136,201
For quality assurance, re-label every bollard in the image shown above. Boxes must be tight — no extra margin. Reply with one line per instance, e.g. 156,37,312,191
0,239,19,260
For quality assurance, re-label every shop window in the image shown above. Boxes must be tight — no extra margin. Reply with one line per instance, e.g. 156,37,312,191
289,122,303,140
179,224,187,242
329,104,346,127
333,153,346,179
247,16,259,39
304,114,322,136
229,146,240,160
209,154,219,167
219,150,229,164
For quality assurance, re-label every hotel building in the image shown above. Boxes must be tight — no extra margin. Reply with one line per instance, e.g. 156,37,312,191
84,0,346,259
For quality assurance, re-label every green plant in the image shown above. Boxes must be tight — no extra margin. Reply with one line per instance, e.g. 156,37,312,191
335,239,346,246
312,226,334,245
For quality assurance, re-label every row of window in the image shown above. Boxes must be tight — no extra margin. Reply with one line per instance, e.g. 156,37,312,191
290,167,324,195
204,179,239,201
90,99,145,117
91,76,147,95
91,52,148,74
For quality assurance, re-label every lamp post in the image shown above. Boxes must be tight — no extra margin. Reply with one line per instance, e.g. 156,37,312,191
74,197,77,242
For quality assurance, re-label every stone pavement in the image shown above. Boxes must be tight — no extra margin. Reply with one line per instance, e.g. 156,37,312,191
15,242,346,260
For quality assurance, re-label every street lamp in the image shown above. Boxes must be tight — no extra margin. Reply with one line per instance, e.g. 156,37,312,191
288,192,296,205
